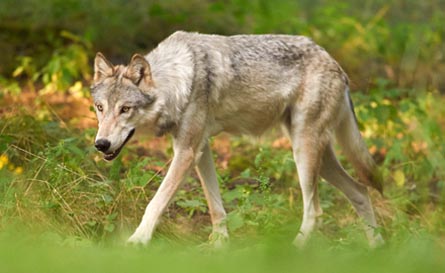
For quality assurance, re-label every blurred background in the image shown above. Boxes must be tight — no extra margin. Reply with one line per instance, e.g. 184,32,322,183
0,0,444,249
1,0,444,92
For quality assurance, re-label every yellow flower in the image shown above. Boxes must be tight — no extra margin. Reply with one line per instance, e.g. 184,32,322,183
0,154,8,170
14,166,24,175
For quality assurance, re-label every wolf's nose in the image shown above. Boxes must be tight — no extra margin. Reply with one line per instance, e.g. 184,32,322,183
95,139,111,152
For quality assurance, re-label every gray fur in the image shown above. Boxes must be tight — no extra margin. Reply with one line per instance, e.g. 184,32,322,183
91,31,383,247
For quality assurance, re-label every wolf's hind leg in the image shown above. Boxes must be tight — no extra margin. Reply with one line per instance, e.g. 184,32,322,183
288,127,327,248
320,145,384,247
195,142,228,247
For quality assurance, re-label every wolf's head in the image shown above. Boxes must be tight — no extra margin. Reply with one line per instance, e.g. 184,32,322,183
90,53,157,161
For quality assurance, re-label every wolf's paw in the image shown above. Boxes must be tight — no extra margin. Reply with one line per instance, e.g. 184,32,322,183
198,232,229,251
208,231,229,249
369,234,385,249
293,232,309,249
126,230,151,246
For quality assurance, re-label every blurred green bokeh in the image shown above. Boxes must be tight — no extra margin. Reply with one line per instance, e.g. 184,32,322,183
1,231,445,273
0,0,444,91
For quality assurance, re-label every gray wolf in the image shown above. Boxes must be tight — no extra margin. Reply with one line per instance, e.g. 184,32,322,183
90,31,384,247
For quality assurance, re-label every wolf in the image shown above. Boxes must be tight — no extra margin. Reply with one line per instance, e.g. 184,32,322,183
90,31,384,247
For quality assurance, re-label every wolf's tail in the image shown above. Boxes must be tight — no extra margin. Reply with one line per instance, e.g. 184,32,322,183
335,89,383,194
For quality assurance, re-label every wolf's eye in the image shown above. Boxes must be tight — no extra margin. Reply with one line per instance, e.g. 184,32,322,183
121,106,131,114
97,104,103,112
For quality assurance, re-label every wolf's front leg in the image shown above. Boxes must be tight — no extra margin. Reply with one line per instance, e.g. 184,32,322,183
127,147,196,245
195,142,228,247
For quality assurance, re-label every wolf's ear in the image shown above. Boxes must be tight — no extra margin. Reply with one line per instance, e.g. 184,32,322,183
125,54,153,86
94,52,114,82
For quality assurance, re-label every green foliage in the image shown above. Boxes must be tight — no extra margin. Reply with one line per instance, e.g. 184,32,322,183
1,230,445,273
0,0,444,91
10,31,91,95
39,31,92,95
353,86,445,207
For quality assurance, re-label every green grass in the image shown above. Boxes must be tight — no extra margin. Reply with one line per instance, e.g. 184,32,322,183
1,231,444,273
1,88,445,271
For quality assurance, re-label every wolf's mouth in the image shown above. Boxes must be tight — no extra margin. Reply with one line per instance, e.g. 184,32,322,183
103,129,135,161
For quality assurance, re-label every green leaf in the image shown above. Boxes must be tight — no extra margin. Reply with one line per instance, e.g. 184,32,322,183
104,223,115,233
228,212,245,232
394,170,405,187
223,188,244,203
0,135,14,152
176,199,205,210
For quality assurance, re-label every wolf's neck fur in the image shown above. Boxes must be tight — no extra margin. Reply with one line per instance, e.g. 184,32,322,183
146,36,194,133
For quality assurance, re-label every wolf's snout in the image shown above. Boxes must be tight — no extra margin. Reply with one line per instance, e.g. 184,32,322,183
95,139,111,153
